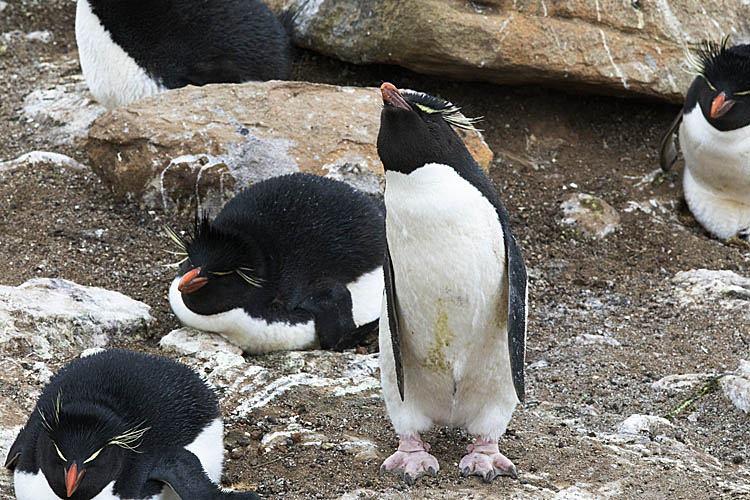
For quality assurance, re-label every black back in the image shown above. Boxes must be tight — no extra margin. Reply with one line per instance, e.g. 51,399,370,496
377,86,528,403
175,173,385,324
88,0,291,87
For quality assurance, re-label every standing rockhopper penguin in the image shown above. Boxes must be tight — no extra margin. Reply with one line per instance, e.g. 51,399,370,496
376,83,528,484
659,38,750,241
75,0,292,108
168,173,385,354
4,349,260,499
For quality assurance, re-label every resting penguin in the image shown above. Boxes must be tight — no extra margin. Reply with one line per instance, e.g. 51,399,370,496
75,0,291,108
376,83,528,484
168,173,385,354
659,38,750,241
4,349,260,500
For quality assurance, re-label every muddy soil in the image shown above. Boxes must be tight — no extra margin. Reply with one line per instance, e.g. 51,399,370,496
1,1,748,499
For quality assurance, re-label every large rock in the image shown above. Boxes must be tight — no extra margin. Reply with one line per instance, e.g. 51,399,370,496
0,278,153,359
267,0,748,102
86,81,493,212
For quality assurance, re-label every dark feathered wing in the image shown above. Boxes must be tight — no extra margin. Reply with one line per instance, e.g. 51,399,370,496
491,200,528,404
3,427,24,469
659,110,683,171
384,243,405,401
149,448,260,500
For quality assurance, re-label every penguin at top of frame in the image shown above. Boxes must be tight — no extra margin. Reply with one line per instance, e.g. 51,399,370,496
75,0,292,109
376,82,528,485
660,37,750,241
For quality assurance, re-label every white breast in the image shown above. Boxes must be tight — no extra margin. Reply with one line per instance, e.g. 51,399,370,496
679,106,750,238
168,278,317,353
380,163,517,438
75,0,164,109
13,417,224,500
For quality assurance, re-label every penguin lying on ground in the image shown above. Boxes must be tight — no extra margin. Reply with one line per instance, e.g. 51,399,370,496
4,349,260,500
168,173,385,354
376,83,528,484
75,0,291,108
659,38,750,241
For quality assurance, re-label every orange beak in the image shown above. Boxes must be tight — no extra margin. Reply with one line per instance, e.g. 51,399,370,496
381,82,412,111
65,462,85,497
710,91,735,119
177,267,208,294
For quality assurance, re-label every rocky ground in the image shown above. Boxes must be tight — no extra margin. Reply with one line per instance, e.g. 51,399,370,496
1,1,749,499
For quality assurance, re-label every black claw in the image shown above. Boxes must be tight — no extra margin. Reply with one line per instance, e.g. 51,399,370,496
460,467,469,477
428,466,437,478
379,465,386,476
483,470,495,483
404,473,416,486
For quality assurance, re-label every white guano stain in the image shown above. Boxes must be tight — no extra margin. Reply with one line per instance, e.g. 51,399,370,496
600,29,629,89
498,14,514,44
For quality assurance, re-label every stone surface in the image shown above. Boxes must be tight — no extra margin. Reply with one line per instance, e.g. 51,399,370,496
159,327,244,357
22,74,106,147
560,193,620,238
651,373,713,392
86,80,493,212
266,0,748,103
616,414,672,436
673,269,750,314
0,150,85,172
0,278,153,359
721,360,750,414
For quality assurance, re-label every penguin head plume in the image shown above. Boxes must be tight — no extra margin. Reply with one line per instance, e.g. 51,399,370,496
684,38,750,125
37,394,150,498
166,214,266,315
377,82,481,175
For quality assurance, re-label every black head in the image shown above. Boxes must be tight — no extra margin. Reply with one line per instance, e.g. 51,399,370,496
36,395,148,499
166,215,266,315
686,38,750,130
377,82,481,175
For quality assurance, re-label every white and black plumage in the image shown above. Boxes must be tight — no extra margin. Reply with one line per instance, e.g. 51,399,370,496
168,173,385,354
660,39,750,241
4,349,259,500
376,83,528,484
75,0,292,109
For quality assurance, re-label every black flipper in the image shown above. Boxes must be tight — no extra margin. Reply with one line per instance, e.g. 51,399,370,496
150,448,260,500
659,110,683,171
384,244,405,401
499,211,528,404
4,426,24,469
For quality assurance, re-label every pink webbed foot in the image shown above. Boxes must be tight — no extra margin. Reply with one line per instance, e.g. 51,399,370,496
459,440,518,482
380,435,439,485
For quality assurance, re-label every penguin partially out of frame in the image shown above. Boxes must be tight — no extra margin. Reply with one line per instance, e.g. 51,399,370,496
660,38,750,241
75,0,292,109
376,83,528,484
168,173,385,354
4,349,260,500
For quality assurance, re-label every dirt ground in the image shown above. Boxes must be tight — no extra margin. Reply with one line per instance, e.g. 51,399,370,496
1,1,749,499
